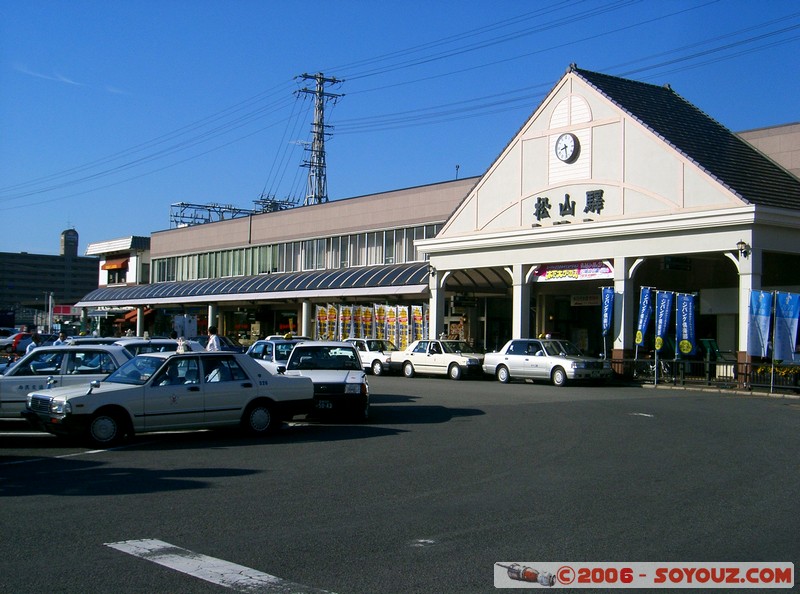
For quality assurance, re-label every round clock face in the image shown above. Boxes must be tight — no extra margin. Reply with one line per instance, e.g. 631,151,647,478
555,133,579,163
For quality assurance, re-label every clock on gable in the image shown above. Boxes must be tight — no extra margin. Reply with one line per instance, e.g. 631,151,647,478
554,132,580,163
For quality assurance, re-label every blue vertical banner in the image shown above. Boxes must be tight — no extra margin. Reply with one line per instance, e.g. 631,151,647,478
773,292,800,362
601,287,614,337
634,287,652,346
676,294,696,356
747,290,773,357
654,291,674,352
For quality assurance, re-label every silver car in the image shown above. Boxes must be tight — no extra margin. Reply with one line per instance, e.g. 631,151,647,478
246,339,301,374
0,345,133,418
22,351,314,447
344,338,398,375
482,338,612,386
113,338,204,356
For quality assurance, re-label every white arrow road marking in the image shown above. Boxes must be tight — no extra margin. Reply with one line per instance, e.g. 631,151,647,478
106,539,335,593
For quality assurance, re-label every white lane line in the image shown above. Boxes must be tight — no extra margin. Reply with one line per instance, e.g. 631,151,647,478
106,539,335,593
628,412,655,418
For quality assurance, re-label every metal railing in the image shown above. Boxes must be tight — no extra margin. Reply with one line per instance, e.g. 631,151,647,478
610,354,800,394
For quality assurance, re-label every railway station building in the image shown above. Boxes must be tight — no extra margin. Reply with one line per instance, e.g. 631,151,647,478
77,66,800,366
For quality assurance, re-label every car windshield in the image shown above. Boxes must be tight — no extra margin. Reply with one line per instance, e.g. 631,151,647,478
441,341,474,354
105,355,165,385
288,346,361,371
543,341,584,357
366,340,397,352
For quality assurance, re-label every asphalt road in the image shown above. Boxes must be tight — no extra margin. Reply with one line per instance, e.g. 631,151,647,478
1,375,799,593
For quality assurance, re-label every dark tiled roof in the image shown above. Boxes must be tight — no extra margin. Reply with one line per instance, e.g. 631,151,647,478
574,67,800,209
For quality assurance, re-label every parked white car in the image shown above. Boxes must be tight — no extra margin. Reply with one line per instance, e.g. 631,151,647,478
344,338,398,375
22,351,314,447
0,345,132,419
246,339,301,374
389,339,484,380
482,338,613,386
280,341,369,421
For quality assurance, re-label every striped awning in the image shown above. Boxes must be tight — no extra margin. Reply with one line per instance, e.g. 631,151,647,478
76,263,431,307
101,257,129,270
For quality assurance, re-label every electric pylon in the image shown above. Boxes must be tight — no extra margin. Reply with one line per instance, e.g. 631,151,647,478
296,72,343,206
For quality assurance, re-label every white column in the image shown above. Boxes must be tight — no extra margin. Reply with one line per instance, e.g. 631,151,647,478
428,267,446,339
511,264,532,339
207,304,218,330
737,247,761,352
136,306,145,337
301,301,312,338
613,257,637,354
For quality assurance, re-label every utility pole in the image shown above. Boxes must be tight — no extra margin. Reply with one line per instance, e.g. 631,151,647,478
296,73,343,206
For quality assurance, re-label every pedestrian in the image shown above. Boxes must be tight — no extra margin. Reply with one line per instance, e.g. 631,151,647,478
206,325,221,351
53,332,68,346
26,333,42,354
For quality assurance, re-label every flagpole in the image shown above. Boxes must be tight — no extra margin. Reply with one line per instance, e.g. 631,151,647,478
674,292,680,384
770,291,777,394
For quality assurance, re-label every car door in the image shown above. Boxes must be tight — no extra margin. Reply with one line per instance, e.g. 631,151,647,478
427,341,449,374
351,340,369,370
407,341,430,373
501,340,530,378
525,340,549,379
201,355,256,426
144,356,205,430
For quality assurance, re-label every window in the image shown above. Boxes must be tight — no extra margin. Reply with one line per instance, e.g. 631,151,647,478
412,341,428,354
203,356,247,383
315,238,325,270
67,351,117,374
275,244,285,272
340,236,350,267
303,240,315,270
108,268,126,284
154,358,200,385
384,230,395,264
16,351,63,376
349,234,362,266
367,232,382,265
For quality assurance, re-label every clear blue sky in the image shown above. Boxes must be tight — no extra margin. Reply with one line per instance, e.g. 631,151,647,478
2,0,799,255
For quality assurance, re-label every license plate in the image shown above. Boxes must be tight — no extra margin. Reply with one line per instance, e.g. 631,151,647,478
317,400,333,409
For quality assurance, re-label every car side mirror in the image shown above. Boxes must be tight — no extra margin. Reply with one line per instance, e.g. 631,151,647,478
277,365,286,374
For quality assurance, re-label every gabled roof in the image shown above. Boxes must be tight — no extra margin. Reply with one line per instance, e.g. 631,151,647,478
573,67,800,209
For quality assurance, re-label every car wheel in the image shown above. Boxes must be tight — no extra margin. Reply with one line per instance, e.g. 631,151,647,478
371,360,384,376
448,364,462,380
87,409,126,447
551,366,567,387
497,365,510,383
403,362,415,378
243,401,277,435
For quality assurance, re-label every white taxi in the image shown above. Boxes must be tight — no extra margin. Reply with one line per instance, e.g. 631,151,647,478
22,351,314,447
